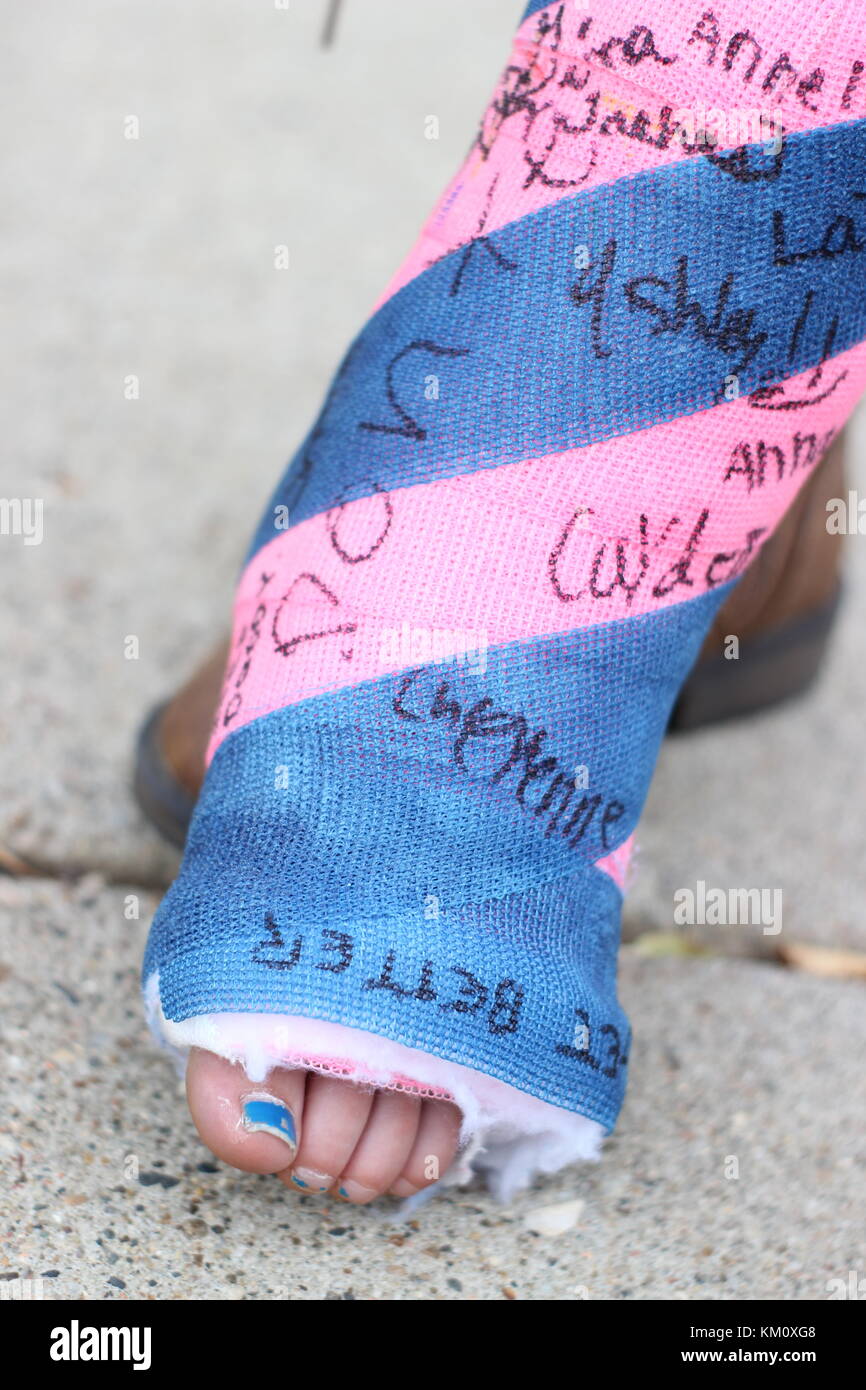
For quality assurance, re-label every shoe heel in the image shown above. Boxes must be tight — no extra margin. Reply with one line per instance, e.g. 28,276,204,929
669,586,842,731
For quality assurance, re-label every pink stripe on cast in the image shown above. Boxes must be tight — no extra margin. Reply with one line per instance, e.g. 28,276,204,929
207,343,864,762
375,1,866,308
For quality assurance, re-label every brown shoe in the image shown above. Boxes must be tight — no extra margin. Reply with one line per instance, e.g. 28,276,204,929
133,641,228,847
134,432,846,844
669,428,844,729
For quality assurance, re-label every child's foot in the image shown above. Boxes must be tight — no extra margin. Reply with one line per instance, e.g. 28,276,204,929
186,1049,461,1201
143,2,866,1200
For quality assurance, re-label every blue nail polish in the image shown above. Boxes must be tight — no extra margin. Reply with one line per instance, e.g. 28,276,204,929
338,1186,350,1198
241,1097,297,1148
290,1174,308,1189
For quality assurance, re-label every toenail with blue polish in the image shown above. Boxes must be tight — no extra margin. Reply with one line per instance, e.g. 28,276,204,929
291,1167,332,1193
241,1097,297,1148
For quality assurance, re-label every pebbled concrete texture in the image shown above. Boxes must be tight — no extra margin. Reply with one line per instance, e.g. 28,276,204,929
1,878,863,1302
1,0,865,1303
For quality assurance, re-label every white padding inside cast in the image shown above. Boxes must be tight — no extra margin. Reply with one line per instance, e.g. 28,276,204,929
144,974,604,1201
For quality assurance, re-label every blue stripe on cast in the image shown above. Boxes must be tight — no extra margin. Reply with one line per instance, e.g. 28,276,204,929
156,869,629,1129
521,1,553,19
145,584,730,1127
247,118,866,562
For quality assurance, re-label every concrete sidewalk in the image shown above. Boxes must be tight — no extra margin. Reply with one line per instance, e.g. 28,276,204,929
2,876,863,1301
1,0,864,1301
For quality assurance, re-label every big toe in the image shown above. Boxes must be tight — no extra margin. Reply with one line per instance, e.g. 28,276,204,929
185,1047,305,1174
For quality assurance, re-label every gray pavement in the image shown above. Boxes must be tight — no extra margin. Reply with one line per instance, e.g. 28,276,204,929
1,0,864,1301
